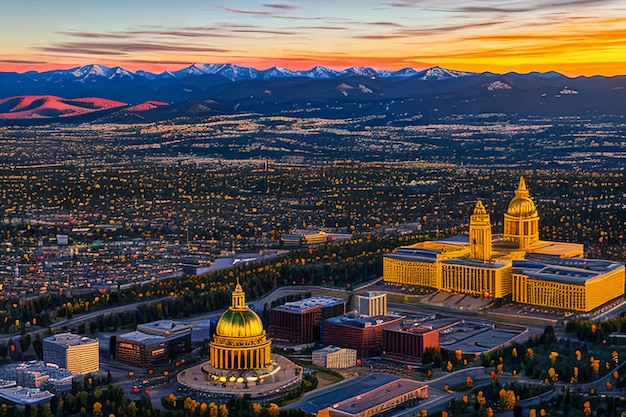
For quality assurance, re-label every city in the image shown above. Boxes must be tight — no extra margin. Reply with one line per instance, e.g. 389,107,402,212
1,1,626,416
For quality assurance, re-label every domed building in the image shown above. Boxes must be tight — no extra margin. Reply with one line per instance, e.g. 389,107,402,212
503,176,539,250
209,279,272,370
178,280,302,398
383,177,625,312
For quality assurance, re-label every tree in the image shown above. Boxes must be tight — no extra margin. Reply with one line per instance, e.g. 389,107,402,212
267,403,279,417
209,402,218,417
499,389,516,411
20,334,31,356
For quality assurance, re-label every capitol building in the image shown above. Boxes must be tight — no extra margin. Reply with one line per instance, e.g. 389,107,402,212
209,279,272,371
178,279,301,397
384,177,625,312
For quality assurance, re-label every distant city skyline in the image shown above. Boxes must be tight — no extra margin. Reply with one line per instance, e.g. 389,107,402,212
1,0,625,76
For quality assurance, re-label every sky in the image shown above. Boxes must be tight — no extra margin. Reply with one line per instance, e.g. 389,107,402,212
1,0,625,76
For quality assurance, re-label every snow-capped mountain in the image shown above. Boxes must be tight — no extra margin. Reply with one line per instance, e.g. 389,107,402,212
298,66,341,79
378,67,420,78
339,66,379,78
260,66,298,79
414,66,474,80
172,63,261,81
11,62,479,85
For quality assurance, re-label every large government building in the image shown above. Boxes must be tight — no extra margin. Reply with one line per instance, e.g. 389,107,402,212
384,177,625,312
209,279,272,370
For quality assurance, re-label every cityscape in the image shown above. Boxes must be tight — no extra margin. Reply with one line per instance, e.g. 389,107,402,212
1,1,626,417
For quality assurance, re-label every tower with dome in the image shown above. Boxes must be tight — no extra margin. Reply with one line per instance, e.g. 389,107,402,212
383,177,625,312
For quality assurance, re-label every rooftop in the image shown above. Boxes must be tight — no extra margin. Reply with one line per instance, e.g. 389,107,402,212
136,319,192,336
332,378,427,415
326,313,404,328
300,373,399,414
43,333,97,347
443,257,509,269
117,330,167,344
273,296,347,312
513,257,624,284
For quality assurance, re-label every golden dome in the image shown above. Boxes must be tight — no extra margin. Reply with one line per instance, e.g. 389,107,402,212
215,308,264,338
215,278,265,338
507,176,537,217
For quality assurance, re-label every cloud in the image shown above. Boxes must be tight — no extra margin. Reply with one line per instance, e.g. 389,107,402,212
216,6,275,15
353,19,509,39
37,42,232,56
262,4,302,10
0,59,47,64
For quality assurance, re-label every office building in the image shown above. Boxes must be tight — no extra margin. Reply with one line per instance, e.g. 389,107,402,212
269,296,347,344
115,320,191,367
323,313,404,358
312,346,357,369
43,333,99,375
355,292,387,317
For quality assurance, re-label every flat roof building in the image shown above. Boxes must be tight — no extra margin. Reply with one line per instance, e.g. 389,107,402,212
317,376,428,417
383,325,440,363
43,333,99,375
312,346,357,369
323,313,404,358
115,320,192,367
269,296,347,344
355,292,387,317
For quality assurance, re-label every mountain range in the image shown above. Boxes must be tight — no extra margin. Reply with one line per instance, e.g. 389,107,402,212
1,63,625,122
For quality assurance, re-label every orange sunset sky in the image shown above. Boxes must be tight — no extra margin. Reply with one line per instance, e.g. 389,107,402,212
1,0,625,76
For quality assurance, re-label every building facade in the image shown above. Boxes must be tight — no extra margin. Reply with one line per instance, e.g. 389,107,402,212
269,296,347,344
355,292,387,317
317,377,428,417
43,333,99,374
323,313,404,358
512,258,625,312
312,346,357,369
209,279,272,370
115,320,191,367
382,326,439,363
383,177,623,312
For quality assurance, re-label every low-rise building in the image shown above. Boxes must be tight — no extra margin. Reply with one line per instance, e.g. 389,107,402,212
269,296,347,344
382,325,440,363
43,333,99,374
115,320,192,367
317,376,428,417
312,346,357,369
323,313,404,358
354,292,387,317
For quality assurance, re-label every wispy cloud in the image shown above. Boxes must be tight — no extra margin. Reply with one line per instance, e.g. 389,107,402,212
216,6,275,15
353,19,509,39
0,59,47,64
38,42,232,56
262,4,302,10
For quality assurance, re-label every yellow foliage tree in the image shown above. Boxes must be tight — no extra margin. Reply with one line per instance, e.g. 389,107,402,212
93,402,102,417
209,402,218,417
267,403,279,417
476,391,486,407
549,351,559,364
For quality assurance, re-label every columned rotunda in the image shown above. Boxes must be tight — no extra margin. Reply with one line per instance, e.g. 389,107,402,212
209,279,272,370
